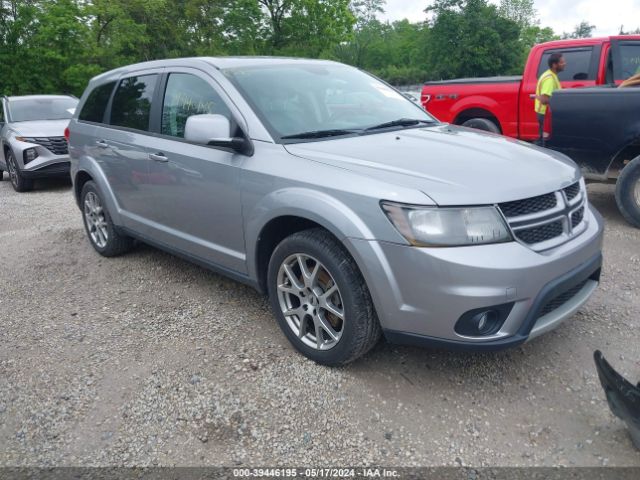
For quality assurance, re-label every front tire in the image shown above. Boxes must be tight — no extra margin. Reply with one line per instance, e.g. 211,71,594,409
461,118,501,134
267,228,381,366
80,181,133,256
615,156,640,228
6,150,33,192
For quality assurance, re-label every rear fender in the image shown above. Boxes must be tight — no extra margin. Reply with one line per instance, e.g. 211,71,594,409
74,155,123,226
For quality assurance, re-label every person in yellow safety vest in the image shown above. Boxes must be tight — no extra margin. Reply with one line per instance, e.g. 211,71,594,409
535,53,566,146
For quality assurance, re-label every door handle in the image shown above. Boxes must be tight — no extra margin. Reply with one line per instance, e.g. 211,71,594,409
149,152,168,162
529,94,537,99
95,139,108,148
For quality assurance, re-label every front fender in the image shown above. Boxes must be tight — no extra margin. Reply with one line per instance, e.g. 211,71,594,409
244,187,385,280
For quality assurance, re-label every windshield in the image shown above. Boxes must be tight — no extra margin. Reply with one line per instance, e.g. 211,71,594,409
8,97,77,122
224,63,436,141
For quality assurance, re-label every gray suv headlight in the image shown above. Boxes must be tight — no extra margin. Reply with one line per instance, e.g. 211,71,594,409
381,201,513,247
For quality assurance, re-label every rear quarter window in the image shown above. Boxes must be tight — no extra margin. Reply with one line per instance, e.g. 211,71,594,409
79,82,116,123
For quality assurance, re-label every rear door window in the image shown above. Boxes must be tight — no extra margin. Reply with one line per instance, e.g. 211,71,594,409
618,43,640,79
79,82,115,123
537,48,595,81
161,73,231,138
110,75,158,131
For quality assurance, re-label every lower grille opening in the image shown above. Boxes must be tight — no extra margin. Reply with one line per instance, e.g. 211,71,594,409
536,279,588,320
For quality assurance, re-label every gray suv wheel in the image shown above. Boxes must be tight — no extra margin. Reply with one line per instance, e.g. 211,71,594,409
267,228,381,366
81,181,134,257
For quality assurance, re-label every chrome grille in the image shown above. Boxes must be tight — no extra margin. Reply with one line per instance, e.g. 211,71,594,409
499,192,557,217
564,182,580,201
23,136,68,155
499,181,587,251
571,207,585,228
515,220,563,245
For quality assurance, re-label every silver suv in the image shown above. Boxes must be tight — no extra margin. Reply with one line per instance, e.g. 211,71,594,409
68,58,604,366
1,95,78,191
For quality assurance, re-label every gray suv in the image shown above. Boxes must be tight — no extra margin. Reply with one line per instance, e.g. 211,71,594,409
1,95,78,191
68,58,604,366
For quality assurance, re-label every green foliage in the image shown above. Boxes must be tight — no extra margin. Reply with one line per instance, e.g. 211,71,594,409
562,21,596,39
427,0,522,79
0,0,565,96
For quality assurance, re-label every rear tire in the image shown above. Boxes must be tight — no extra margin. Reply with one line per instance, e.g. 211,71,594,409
80,180,134,256
6,150,33,192
267,228,381,366
615,156,640,228
461,118,501,134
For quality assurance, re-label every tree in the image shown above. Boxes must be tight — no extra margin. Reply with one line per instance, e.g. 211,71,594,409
427,0,522,79
334,0,385,67
562,21,596,39
499,0,535,29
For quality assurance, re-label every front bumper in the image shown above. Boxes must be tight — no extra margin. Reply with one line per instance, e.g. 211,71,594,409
21,161,70,179
7,137,70,178
346,205,604,350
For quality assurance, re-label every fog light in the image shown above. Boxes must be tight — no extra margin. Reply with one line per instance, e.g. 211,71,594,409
454,303,514,337
24,148,38,164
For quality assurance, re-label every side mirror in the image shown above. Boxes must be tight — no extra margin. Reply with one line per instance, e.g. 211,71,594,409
184,114,253,155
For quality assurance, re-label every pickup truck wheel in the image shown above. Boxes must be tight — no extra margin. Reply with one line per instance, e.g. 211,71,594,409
267,228,381,366
461,118,500,134
615,156,640,228
81,181,134,256
6,150,33,192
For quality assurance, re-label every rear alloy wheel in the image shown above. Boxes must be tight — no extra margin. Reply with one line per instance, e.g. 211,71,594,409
6,150,33,192
81,181,133,256
268,228,381,366
615,156,640,228
461,118,500,134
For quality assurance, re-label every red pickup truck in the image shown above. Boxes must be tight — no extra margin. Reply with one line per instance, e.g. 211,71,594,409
421,36,640,141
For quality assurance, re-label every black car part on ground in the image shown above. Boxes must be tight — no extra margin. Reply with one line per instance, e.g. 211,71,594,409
593,350,640,450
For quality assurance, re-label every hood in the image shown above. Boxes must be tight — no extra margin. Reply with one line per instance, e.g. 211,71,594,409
9,119,70,138
285,124,580,205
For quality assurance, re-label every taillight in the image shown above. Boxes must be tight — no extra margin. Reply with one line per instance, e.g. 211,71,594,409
64,127,70,142
421,93,431,111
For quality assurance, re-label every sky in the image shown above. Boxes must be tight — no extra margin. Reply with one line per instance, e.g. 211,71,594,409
380,0,640,37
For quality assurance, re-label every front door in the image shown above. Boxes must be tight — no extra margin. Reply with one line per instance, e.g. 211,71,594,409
143,70,246,274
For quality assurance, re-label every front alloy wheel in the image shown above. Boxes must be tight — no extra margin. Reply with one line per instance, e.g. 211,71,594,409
277,253,345,351
6,150,33,192
267,228,381,366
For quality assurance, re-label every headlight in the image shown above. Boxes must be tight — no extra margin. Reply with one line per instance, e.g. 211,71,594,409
381,201,513,247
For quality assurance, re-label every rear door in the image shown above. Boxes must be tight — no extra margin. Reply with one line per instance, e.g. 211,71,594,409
142,68,246,274
519,46,599,140
95,70,162,233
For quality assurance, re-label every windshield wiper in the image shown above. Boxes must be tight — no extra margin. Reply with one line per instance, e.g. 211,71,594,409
281,129,360,140
364,118,435,132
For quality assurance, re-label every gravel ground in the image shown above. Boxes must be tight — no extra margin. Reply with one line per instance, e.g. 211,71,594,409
0,176,639,467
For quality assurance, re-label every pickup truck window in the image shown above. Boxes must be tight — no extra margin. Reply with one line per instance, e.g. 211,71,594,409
619,43,640,79
537,48,594,81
